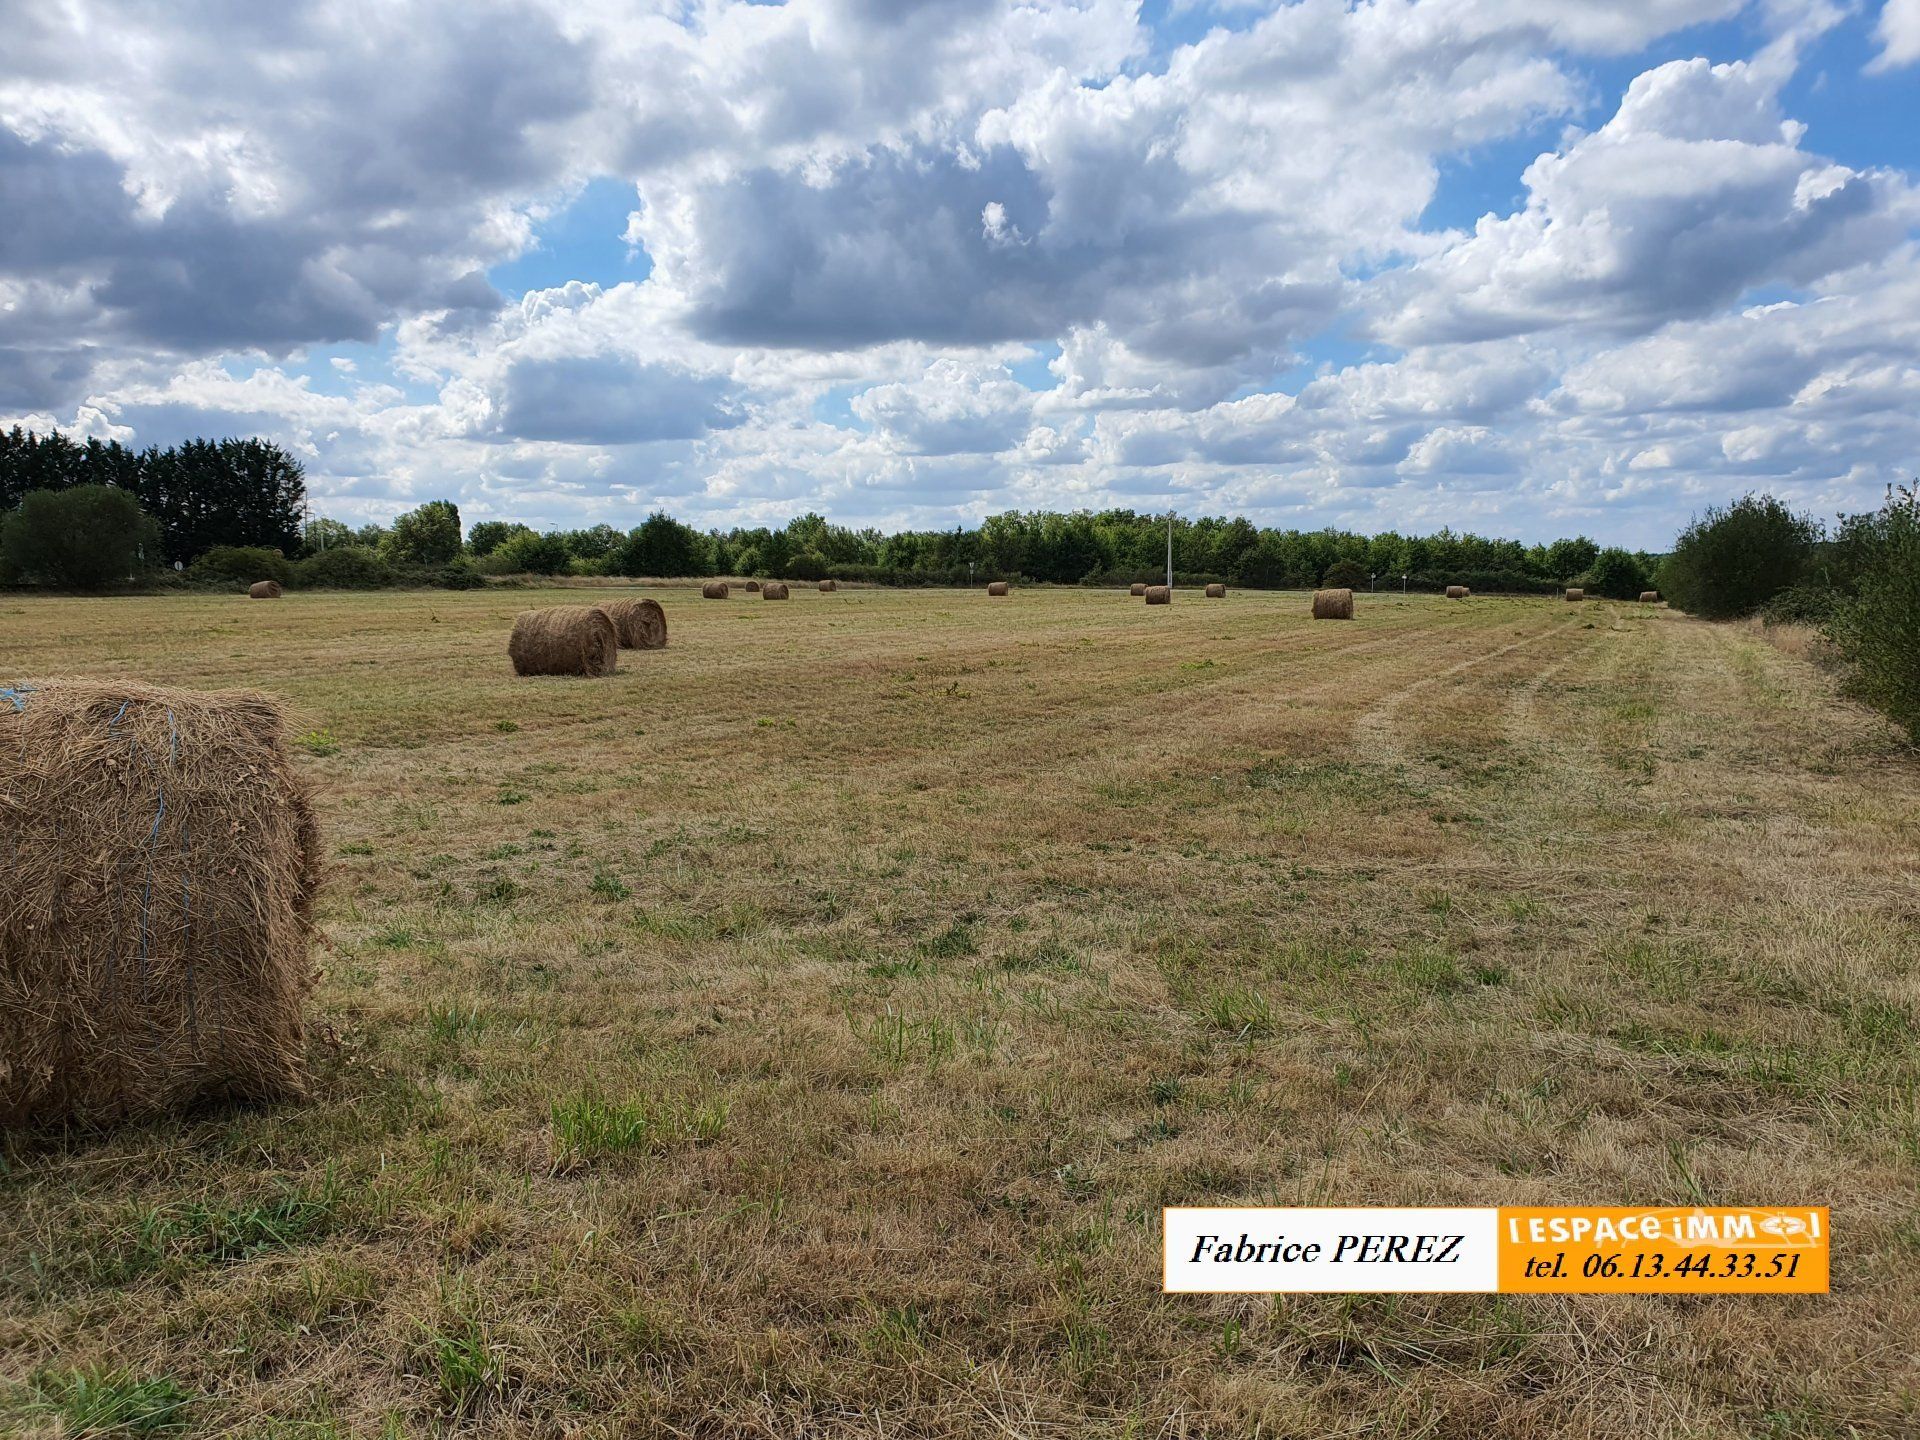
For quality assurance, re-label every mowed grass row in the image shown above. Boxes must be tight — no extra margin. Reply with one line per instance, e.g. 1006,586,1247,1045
2,585,1916,1438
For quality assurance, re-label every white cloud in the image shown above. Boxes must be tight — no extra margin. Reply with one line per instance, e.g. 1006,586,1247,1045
1871,0,1920,71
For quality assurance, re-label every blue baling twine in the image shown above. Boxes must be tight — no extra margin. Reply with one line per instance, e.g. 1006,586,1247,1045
0,685,34,712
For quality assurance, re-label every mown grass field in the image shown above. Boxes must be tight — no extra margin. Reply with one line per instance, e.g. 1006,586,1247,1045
3,583,1917,1439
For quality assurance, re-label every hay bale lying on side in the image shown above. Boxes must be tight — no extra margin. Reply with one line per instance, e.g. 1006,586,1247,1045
1640,590,1661,603
818,579,837,593
509,606,618,676
1,680,321,1127
1564,588,1585,602
701,581,729,600
248,580,283,600
745,580,761,592
1205,583,1227,599
987,581,1010,596
1312,588,1354,620
1129,583,1147,597
598,597,667,650
762,582,790,601
1144,585,1171,605
1445,585,1469,599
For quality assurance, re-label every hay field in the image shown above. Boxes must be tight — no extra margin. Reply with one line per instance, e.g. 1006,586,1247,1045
2,584,1917,1438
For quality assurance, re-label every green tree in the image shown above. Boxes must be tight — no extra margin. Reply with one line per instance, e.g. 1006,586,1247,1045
1827,484,1920,743
613,513,705,577
1,485,160,590
300,517,357,555
382,500,463,565
495,529,573,575
1544,536,1600,581
467,520,531,557
1585,547,1652,600
1660,495,1819,619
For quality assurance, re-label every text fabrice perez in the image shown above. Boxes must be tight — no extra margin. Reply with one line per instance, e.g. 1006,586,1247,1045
1187,1232,1466,1266
1163,1207,1500,1292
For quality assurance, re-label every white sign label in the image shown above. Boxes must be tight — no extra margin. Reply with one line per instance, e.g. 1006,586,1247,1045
1163,1207,1499,1293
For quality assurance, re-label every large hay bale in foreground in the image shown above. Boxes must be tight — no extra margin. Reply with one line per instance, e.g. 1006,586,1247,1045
1205,583,1227,599
818,579,837,593
987,581,1010,597
701,581,729,600
1445,585,1469,600
598,597,667,650
1640,590,1661,603
1,680,321,1127
745,580,761,593
762,582,790,601
1129,583,1147,597
1565,588,1585,602
509,606,618,676
1312,588,1354,620
248,580,283,600
1144,585,1171,605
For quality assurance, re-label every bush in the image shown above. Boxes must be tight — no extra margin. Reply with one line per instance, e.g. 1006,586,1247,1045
296,545,395,589
1322,560,1368,589
189,544,294,589
1660,495,1818,620
494,530,573,576
1,485,160,590
1584,547,1653,600
434,557,487,590
1759,585,1841,627
1827,484,1920,743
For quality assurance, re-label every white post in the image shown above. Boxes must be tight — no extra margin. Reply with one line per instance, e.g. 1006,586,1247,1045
1166,511,1173,590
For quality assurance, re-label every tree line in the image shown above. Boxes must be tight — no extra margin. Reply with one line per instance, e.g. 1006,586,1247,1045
0,425,1910,738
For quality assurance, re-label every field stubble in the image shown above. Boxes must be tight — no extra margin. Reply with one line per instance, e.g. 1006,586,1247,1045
1,584,1916,1438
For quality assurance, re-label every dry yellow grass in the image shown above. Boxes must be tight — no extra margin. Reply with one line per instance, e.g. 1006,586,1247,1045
1,585,1916,1438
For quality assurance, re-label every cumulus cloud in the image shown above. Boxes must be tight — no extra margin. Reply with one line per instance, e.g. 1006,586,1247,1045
4,0,1919,547
1871,0,1920,70
1381,55,1915,345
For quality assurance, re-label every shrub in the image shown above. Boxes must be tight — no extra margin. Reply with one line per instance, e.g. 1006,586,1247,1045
1584,547,1652,600
494,530,573,575
189,544,294,589
297,545,395,589
1759,585,1840,627
434,557,488,590
1660,495,1818,620
1827,484,1920,743
1,485,160,590
1322,559,1368,589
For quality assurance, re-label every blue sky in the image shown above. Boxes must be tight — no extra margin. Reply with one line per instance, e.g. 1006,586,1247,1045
4,1,1919,546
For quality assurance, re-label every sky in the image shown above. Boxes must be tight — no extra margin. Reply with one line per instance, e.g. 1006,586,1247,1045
2,1,1919,548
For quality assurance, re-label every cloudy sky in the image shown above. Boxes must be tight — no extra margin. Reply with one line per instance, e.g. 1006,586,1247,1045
3,0,1918,546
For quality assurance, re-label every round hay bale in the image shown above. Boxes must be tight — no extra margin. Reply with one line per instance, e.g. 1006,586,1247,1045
1639,590,1661,603
248,580,283,600
1129,583,1147,597
1312,588,1354,620
762,582,790,601
745,580,761,593
987,581,1010,597
1564,588,1585,602
598,597,667,650
818,579,837,593
509,606,618,676
1144,585,1171,605
701,581,729,600
1,680,321,1127
1445,585,1469,600
1205,583,1226,599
